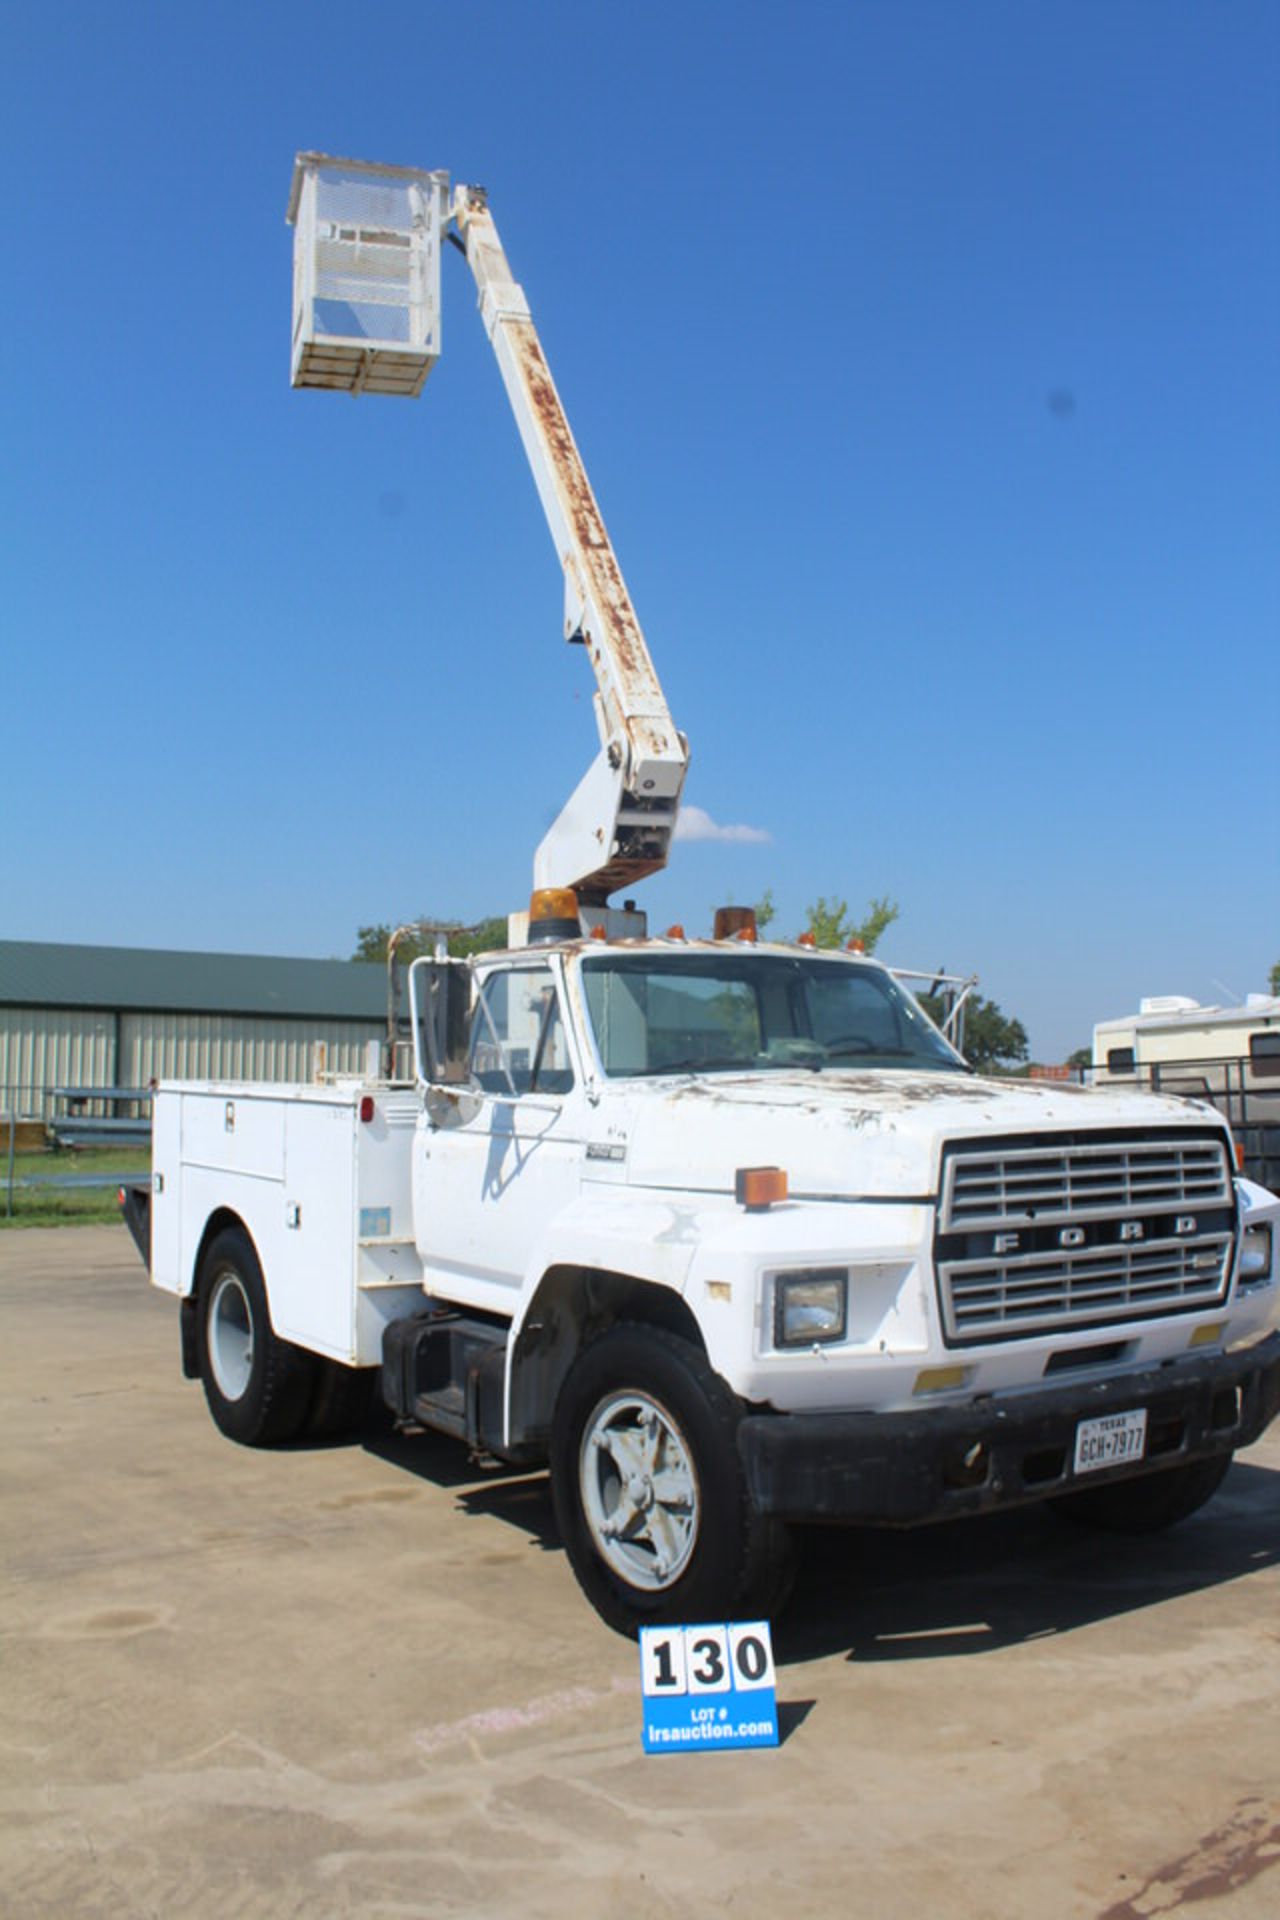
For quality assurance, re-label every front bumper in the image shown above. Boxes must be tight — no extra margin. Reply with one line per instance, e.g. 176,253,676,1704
737,1330,1280,1524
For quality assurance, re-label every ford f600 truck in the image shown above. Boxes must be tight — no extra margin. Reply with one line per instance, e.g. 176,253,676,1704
130,158,1280,1633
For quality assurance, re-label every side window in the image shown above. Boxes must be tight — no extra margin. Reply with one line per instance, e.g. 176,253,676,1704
470,970,574,1096
1249,1032,1280,1077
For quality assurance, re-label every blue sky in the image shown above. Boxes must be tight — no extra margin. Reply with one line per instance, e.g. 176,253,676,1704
4,1,1277,1059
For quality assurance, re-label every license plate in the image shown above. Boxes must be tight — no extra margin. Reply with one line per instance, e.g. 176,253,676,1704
1073,1408,1148,1476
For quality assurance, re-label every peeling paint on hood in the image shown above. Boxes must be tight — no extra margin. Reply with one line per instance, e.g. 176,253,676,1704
614,1070,1226,1200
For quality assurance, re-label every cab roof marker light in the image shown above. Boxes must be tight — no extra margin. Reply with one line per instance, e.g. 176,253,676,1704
846,936,866,954
797,931,816,948
664,923,686,940
713,905,757,942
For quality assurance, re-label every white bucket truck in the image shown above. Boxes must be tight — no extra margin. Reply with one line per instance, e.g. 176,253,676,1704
130,159,1280,1634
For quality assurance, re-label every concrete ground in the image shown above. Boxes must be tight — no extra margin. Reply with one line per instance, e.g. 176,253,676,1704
2,1226,1278,1920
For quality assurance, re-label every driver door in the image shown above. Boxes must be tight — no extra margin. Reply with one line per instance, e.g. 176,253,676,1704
411,959,582,1313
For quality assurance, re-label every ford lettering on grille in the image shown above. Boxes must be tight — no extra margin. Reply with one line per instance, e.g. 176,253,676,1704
933,1129,1235,1345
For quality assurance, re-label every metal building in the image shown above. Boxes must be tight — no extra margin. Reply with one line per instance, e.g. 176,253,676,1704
0,941,387,1122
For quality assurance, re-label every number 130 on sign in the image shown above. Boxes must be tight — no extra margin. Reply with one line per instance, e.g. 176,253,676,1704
639,1622,779,1752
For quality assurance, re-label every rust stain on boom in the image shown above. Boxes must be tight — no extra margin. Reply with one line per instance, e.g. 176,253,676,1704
510,327,673,748
455,185,686,899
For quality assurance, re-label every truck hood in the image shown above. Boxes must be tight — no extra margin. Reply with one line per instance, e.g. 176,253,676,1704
614,1071,1226,1200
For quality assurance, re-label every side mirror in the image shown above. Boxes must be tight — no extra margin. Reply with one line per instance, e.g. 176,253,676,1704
409,958,475,1088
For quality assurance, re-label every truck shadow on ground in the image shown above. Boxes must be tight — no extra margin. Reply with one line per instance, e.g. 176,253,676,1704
363,1425,563,1548
363,1427,1280,1668
776,1460,1280,1667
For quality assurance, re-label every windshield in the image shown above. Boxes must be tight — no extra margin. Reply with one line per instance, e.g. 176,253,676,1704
579,951,967,1078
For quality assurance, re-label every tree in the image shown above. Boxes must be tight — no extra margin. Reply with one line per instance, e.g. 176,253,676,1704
449,917,511,958
353,924,401,963
805,895,899,954
1066,1046,1093,1071
755,891,900,953
353,916,509,965
1271,961,1280,996
919,991,1028,1074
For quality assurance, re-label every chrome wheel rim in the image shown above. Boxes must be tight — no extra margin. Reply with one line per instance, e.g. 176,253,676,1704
579,1390,699,1591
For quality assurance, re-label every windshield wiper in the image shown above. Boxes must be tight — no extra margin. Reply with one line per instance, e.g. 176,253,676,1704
823,1046,965,1068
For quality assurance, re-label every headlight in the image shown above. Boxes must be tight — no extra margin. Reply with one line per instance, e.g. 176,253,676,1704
774,1269,847,1347
1239,1225,1273,1287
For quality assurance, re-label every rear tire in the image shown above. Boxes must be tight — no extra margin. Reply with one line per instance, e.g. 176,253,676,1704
550,1322,792,1636
1054,1452,1233,1533
196,1227,314,1446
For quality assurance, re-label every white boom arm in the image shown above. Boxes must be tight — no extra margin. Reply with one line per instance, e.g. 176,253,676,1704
450,186,687,904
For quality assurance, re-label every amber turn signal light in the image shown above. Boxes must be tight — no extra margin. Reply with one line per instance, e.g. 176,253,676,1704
735,1166,788,1211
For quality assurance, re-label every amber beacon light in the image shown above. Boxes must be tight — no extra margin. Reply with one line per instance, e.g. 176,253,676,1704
528,888,582,944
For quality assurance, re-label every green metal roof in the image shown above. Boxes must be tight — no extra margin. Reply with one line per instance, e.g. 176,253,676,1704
0,941,387,1022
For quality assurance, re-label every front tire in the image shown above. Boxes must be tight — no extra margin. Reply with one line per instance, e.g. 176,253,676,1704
196,1227,314,1446
550,1323,791,1636
1054,1452,1233,1533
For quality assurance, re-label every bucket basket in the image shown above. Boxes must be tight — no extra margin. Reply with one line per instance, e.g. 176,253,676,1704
287,153,448,396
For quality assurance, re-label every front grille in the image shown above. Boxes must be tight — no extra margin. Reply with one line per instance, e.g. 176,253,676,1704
935,1129,1236,1345
940,1135,1231,1231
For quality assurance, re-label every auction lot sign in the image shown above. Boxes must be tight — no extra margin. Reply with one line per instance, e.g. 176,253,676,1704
639,1621,779,1752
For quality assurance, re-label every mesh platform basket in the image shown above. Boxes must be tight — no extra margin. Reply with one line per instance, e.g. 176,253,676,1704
287,154,448,396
